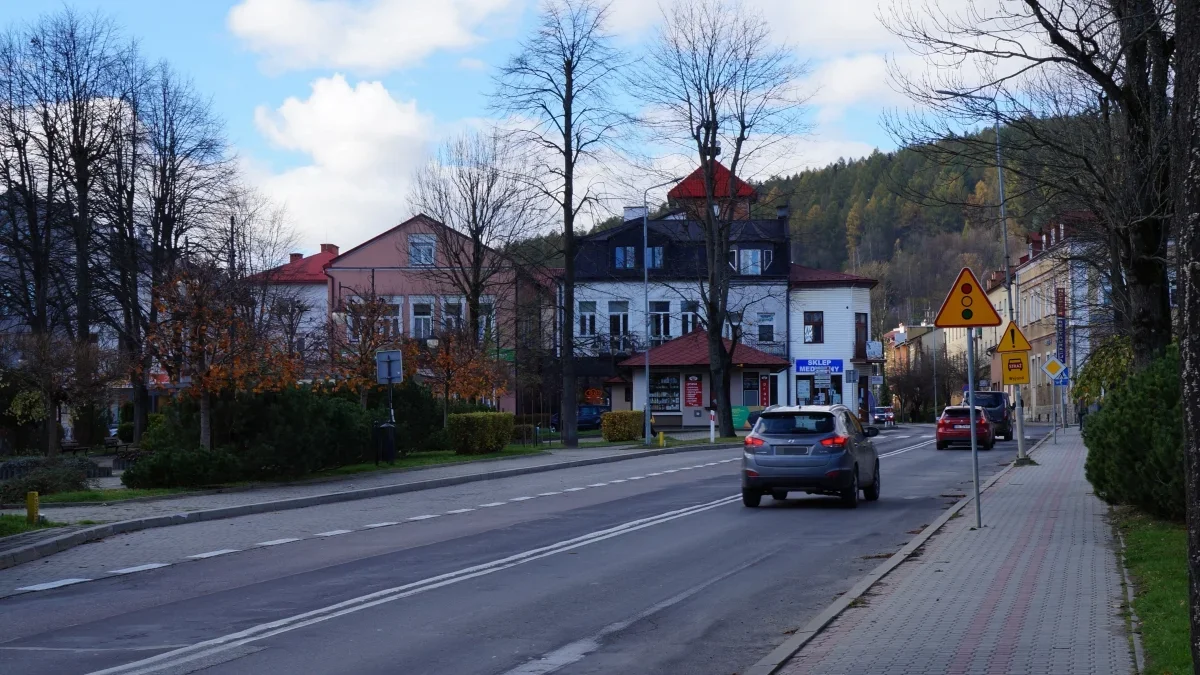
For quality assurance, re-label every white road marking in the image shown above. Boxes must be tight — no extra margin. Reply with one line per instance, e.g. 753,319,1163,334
646,472,663,476
662,469,678,474
562,487,586,492
108,563,169,575
315,530,352,537
407,514,440,521
538,492,562,496
879,440,935,459
509,496,536,502
85,495,742,675
609,479,627,483
16,578,89,592
188,549,239,560
445,508,475,514
256,538,301,547
628,476,645,480
479,502,506,507
363,522,398,528
587,483,608,487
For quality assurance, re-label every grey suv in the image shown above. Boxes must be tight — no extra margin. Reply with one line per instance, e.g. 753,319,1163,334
741,405,881,508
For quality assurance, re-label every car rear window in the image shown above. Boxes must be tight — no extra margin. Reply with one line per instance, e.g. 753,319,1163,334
758,413,835,434
943,407,973,418
970,392,1004,407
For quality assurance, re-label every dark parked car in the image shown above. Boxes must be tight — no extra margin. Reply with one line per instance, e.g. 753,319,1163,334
968,391,1013,441
551,405,610,431
935,406,995,450
741,405,880,508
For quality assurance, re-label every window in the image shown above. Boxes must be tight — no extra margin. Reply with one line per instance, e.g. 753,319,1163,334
608,301,630,351
843,411,865,437
756,312,775,343
346,296,400,343
648,246,664,269
578,301,597,336
382,298,401,337
649,373,681,411
443,299,463,331
412,301,433,338
408,234,435,267
855,312,868,345
681,301,701,334
650,301,671,346
742,371,761,406
478,301,494,340
614,246,636,269
804,311,824,344
730,248,774,275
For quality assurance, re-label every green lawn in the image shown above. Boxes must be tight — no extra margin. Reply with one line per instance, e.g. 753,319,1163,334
42,488,189,504
309,447,545,478
0,513,63,538
1117,509,1191,675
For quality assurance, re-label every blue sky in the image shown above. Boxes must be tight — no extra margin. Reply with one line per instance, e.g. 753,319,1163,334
0,0,908,250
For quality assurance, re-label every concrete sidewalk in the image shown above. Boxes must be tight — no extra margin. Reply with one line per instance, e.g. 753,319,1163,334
771,426,1134,675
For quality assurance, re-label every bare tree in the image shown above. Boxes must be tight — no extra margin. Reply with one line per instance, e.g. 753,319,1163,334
492,0,625,447
410,130,543,343
638,0,802,436
884,0,1174,368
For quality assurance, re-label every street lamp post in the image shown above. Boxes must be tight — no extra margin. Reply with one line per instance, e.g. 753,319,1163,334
642,178,683,445
936,90,1028,460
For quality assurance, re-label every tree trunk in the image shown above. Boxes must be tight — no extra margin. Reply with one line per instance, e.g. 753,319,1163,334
559,79,578,448
1171,0,1200,666
132,373,150,445
199,391,212,450
44,392,59,457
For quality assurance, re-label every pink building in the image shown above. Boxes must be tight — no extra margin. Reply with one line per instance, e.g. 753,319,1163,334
324,214,554,413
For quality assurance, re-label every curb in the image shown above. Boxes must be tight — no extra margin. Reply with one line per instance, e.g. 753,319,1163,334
0,441,738,571
744,432,1058,675
3,449,559,509
1114,527,1147,673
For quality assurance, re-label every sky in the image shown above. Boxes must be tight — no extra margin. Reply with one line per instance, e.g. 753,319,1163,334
0,0,915,253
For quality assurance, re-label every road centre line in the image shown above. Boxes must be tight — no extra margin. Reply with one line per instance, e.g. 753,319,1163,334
362,522,398,528
255,538,300,547
84,495,743,675
108,564,169,575
16,578,90,592
187,550,238,559
879,440,935,459
407,514,440,521
314,530,352,537
445,508,475,514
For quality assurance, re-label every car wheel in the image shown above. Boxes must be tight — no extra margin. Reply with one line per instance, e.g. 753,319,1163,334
771,490,788,501
863,461,880,502
936,441,946,450
1004,431,1013,441
841,469,859,508
742,490,762,508
984,439,995,450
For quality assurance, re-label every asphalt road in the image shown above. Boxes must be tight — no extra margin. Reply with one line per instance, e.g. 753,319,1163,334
0,423,1049,675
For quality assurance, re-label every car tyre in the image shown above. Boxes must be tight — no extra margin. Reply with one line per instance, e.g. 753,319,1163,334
863,461,880,502
1004,431,1013,441
935,441,946,450
984,439,995,450
841,469,859,509
742,490,762,508
771,490,788,501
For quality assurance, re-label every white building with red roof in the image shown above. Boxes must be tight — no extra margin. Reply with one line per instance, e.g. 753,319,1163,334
258,243,340,338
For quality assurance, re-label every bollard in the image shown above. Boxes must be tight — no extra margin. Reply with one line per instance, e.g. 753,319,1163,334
658,431,665,447
26,491,38,525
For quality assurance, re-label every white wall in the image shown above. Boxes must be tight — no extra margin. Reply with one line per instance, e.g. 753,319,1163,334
788,286,870,409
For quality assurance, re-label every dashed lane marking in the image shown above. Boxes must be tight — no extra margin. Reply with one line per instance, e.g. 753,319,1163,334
256,538,301,547
188,550,239,559
363,522,398,528
315,530,352,537
108,563,169,575
445,508,475,514
16,579,90,592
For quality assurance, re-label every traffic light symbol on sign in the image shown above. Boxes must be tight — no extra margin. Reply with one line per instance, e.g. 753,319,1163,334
934,268,1003,328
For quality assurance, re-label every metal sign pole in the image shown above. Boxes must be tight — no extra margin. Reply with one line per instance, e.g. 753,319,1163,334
967,327,981,528
1052,380,1058,444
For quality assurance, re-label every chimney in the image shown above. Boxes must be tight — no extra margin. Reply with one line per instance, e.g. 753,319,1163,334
320,243,339,256
289,253,303,264
776,205,789,221
623,206,648,222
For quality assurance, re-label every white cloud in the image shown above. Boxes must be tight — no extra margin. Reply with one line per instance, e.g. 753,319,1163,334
250,75,433,248
458,57,488,71
228,0,518,72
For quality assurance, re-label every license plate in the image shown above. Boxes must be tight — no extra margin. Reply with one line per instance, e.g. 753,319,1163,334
774,445,811,456
953,424,969,429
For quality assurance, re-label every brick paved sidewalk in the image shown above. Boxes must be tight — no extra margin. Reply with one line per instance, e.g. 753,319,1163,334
777,427,1134,675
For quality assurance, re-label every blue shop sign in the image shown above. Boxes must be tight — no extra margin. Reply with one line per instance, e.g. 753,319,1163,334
795,359,844,374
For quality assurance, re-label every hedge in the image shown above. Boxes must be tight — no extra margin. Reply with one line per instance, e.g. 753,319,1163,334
122,448,242,489
447,412,514,455
601,411,643,442
1083,346,1183,521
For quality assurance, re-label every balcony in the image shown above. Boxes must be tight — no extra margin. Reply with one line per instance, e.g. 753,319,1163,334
742,337,787,357
573,332,644,359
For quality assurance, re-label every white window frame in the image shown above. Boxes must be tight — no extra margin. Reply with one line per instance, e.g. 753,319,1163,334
681,300,701,335
648,246,664,269
756,312,775,343
608,300,630,351
477,296,495,340
650,300,672,346
441,296,464,331
578,300,598,336
614,246,636,269
410,296,435,339
408,234,436,267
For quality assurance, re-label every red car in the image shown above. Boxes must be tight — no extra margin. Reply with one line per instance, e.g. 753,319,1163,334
935,406,994,450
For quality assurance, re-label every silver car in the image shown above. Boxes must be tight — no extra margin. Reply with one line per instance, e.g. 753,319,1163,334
741,404,881,508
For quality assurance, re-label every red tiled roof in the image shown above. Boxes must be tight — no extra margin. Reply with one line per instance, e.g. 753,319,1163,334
618,331,788,368
667,161,757,200
255,244,338,284
789,264,877,288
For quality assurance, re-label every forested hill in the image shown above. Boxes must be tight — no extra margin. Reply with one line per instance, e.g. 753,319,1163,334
756,140,1031,333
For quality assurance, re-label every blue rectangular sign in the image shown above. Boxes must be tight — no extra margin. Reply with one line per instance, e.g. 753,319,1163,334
1056,317,1067,362
795,359,844,374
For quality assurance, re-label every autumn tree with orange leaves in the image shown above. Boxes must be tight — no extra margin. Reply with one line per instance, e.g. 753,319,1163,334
151,262,301,449
328,287,405,408
411,328,508,429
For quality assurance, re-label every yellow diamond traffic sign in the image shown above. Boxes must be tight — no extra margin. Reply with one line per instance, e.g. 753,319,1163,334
934,268,1002,328
996,321,1032,353
1041,357,1066,379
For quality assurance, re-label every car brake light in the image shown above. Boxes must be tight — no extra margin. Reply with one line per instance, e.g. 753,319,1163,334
745,469,759,477
819,436,848,448
744,436,764,447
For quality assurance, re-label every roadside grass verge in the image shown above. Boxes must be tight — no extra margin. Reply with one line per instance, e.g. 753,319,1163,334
1116,507,1191,675
308,447,546,478
0,513,63,537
